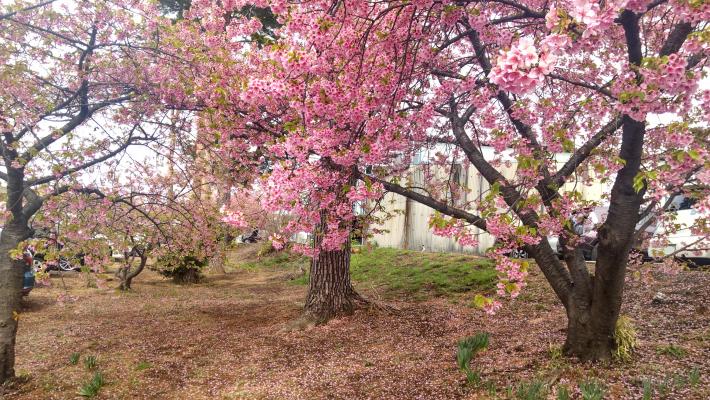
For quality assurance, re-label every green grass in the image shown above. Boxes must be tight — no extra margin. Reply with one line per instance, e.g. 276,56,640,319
233,247,496,299
514,379,548,400
656,344,686,358
135,361,152,371
456,332,490,385
642,378,653,400
579,380,605,400
349,248,496,297
556,385,570,400
83,355,98,370
688,367,701,386
233,251,309,272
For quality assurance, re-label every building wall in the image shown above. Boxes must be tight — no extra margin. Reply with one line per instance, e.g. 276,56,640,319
368,151,606,255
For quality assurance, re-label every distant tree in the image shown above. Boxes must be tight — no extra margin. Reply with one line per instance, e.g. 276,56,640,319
35,154,230,290
0,0,180,381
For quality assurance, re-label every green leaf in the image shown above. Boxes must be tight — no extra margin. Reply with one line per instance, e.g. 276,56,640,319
473,294,491,308
364,176,372,191
633,172,645,193
283,119,300,132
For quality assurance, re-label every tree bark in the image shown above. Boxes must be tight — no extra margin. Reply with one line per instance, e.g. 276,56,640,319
561,12,651,360
563,305,615,361
303,212,364,323
0,220,30,382
208,239,228,274
549,12,650,361
117,252,147,291
528,241,618,361
553,112,646,362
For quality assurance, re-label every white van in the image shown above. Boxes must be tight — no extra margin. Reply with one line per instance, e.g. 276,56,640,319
648,195,709,264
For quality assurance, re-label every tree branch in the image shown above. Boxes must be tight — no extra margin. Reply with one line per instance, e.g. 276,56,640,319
0,0,56,21
356,170,487,230
25,124,143,187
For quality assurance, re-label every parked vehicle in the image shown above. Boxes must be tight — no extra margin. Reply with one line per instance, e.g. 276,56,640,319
25,246,82,272
647,194,709,265
550,204,656,261
548,194,708,263
21,250,35,296
111,246,143,262
240,229,260,243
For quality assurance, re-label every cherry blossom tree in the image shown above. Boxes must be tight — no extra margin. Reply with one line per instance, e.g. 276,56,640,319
0,0,182,381
176,0,708,360
33,152,231,290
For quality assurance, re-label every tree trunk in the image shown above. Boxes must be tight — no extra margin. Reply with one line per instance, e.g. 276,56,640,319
563,304,615,361
208,239,227,274
532,248,618,361
559,114,646,361
0,221,30,383
117,253,147,291
172,267,201,284
118,274,132,291
208,255,226,274
303,212,364,323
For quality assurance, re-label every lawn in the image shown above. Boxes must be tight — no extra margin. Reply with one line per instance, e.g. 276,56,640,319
2,245,709,399
235,246,497,300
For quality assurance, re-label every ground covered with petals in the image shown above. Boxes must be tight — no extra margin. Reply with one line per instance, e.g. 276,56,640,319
3,246,709,399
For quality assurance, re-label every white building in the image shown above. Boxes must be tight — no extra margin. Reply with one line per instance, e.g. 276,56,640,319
368,147,607,255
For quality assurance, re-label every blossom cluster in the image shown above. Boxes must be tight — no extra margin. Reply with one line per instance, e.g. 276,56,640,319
489,37,557,94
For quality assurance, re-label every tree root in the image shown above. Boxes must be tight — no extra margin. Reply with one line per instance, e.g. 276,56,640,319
282,291,399,333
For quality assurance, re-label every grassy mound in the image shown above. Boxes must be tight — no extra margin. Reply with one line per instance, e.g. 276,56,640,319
350,247,496,298
230,245,496,299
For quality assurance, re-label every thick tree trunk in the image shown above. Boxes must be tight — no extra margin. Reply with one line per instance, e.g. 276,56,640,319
303,237,362,322
303,210,364,323
532,249,618,361
564,305,615,361
531,234,623,361
559,116,646,361
172,267,201,284
0,221,30,383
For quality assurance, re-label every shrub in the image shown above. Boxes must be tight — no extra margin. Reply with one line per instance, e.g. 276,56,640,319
257,240,277,257
613,315,637,362
154,253,207,284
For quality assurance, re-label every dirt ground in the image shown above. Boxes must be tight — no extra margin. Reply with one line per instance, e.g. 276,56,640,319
2,252,709,399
